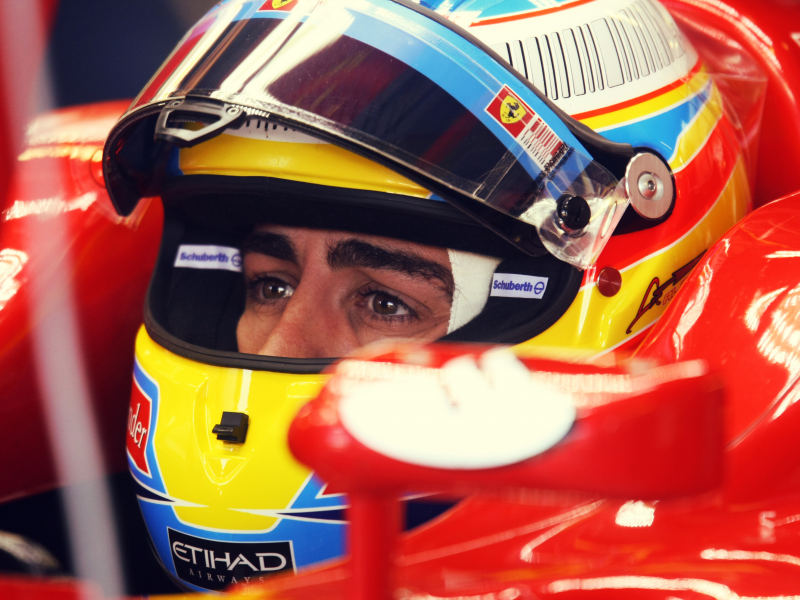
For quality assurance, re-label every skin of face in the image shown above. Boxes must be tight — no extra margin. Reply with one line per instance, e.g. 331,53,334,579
236,224,454,358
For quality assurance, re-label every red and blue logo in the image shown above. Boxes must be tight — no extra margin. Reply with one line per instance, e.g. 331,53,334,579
127,378,152,476
127,359,166,494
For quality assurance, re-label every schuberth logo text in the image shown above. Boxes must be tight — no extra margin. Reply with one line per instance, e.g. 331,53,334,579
169,529,295,591
485,85,566,172
490,273,548,299
627,251,706,334
127,380,152,476
174,245,242,273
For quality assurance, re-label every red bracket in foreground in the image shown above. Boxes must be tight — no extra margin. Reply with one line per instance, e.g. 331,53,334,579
288,344,724,600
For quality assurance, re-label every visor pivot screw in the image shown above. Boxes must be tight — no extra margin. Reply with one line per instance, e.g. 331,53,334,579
212,412,249,444
226,106,241,115
556,195,591,232
638,172,663,201
626,152,674,219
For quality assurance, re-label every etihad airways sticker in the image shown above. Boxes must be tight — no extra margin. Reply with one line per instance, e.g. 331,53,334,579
174,245,242,272
485,85,565,172
491,273,548,299
169,528,294,591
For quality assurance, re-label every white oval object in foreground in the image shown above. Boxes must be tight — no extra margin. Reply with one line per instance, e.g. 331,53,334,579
338,349,576,470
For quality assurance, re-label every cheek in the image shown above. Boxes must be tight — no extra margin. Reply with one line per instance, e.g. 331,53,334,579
421,318,451,341
236,306,281,353
355,320,450,349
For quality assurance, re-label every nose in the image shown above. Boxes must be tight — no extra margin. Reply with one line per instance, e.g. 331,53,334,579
256,280,356,359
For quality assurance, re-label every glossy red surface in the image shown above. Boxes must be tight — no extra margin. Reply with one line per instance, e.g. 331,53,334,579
291,348,723,499
0,576,104,600
254,495,800,599
666,0,800,207
349,494,401,600
286,347,724,600
0,1,59,223
637,191,800,503
0,102,162,502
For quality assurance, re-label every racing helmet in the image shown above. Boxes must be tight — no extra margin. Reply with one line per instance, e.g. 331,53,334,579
104,0,754,592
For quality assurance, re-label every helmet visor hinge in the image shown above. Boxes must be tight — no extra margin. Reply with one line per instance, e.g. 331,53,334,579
212,412,249,444
155,98,251,148
625,152,675,220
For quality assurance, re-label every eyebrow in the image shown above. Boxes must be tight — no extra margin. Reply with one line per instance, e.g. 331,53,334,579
327,238,454,298
240,231,298,264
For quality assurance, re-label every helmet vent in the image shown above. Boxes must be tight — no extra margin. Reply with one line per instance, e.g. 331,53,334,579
487,0,686,104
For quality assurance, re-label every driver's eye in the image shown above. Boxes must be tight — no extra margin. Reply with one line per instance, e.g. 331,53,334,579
371,292,408,315
258,278,294,301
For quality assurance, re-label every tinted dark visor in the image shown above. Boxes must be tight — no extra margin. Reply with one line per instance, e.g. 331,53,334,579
104,0,632,268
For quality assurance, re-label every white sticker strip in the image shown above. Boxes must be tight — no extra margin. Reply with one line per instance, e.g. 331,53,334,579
490,273,548,299
174,245,242,272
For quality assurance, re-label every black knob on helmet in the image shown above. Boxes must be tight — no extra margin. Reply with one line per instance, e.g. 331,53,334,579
556,195,591,232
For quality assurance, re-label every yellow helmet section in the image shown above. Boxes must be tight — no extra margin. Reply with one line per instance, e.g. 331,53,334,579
134,328,326,532
177,123,431,198
129,328,347,591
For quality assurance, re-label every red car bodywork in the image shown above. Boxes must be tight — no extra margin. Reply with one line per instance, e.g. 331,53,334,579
0,101,162,502
1,0,800,598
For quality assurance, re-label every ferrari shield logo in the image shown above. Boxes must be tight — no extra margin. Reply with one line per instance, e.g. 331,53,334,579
485,85,565,172
486,86,533,137
500,96,526,124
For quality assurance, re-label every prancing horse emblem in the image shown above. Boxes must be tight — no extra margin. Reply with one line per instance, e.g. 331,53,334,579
500,96,526,124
